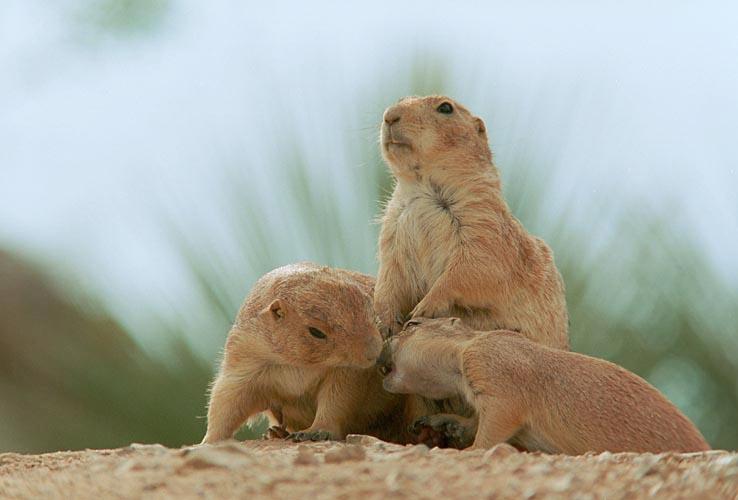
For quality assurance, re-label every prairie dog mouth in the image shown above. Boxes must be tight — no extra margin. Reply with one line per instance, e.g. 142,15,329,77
384,135,412,150
383,124,411,149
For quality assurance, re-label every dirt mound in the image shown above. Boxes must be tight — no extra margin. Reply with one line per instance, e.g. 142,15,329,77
1,436,736,499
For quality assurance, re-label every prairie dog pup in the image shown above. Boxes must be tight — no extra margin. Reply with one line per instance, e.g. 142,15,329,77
375,95,568,349
380,318,710,454
202,263,404,444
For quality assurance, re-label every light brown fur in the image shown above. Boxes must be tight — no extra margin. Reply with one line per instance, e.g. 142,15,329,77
375,95,568,350
202,263,406,444
381,318,710,454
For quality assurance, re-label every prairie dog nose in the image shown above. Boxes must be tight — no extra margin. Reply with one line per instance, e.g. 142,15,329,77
383,107,402,125
376,339,394,376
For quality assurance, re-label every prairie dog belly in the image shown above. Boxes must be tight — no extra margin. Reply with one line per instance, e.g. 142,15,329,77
253,365,322,399
394,189,459,296
252,365,322,430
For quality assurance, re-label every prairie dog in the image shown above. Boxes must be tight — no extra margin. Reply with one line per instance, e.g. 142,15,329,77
379,318,710,454
202,263,405,444
375,95,568,350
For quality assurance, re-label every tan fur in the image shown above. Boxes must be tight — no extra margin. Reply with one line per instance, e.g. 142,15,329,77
375,95,568,350
382,318,710,454
202,263,406,444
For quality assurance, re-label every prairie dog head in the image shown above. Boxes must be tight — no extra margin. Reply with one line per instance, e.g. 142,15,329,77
378,317,472,399
380,95,491,181
234,265,383,369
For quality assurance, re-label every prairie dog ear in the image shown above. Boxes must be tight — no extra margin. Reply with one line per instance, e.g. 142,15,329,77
474,117,487,136
266,299,287,320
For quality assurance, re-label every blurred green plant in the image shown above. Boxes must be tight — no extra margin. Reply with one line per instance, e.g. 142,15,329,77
1,57,736,453
0,250,213,452
71,0,171,41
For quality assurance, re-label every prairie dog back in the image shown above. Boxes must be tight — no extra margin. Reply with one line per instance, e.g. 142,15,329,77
382,318,709,454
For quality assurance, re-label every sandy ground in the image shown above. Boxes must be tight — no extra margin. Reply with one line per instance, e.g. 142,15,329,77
1,436,736,499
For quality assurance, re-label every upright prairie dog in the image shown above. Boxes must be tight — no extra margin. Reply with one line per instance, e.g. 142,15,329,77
375,95,568,350
380,318,710,454
202,263,405,444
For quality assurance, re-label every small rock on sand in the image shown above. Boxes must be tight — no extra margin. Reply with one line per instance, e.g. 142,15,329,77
293,446,320,466
482,443,518,461
324,445,366,464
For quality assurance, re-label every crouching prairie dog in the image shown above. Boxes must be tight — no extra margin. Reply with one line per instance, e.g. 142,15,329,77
379,318,710,454
375,95,568,350
202,262,405,444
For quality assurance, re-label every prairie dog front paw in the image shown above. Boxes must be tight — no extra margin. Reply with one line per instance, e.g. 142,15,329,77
288,429,334,442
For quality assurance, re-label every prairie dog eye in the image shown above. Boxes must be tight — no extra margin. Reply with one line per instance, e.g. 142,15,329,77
403,319,421,329
308,327,327,339
436,102,453,114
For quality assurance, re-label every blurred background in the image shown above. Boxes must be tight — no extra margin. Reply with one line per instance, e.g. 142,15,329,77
1,0,737,453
